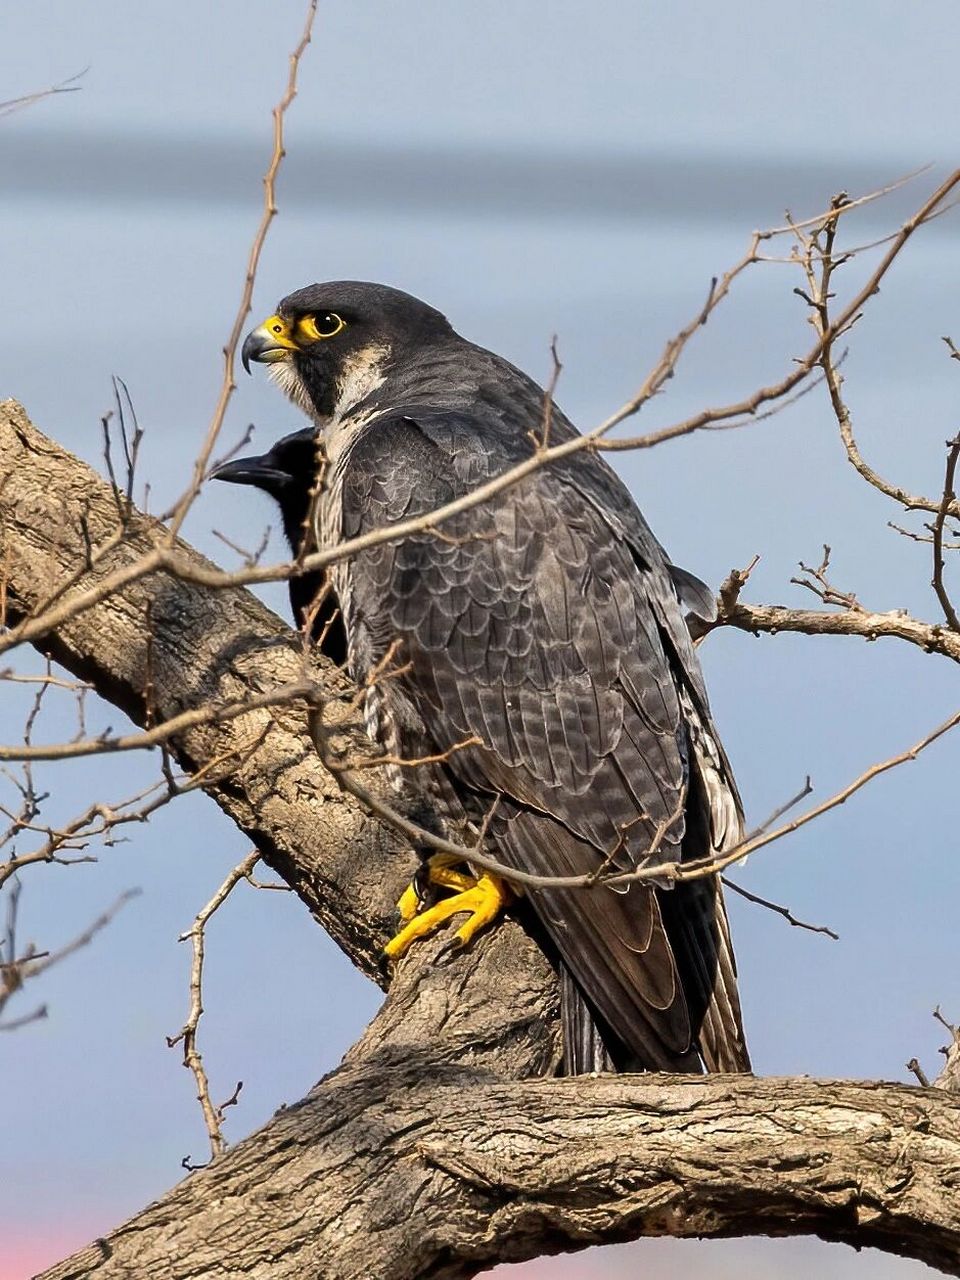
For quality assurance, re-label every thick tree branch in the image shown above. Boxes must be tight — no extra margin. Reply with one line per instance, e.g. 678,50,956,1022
0,400,409,975
36,1066,960,1280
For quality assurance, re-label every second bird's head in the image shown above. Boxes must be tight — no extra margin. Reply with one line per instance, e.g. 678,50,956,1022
240,280,454,423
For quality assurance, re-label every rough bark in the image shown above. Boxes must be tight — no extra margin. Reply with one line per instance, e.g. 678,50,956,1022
0,399,406,974
35,1070,960,1280
2,401,957,1279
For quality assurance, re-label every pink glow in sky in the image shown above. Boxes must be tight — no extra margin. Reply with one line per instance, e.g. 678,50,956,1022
2,1224,102,1280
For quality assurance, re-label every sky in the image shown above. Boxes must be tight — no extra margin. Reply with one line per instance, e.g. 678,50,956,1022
1,2,959,1277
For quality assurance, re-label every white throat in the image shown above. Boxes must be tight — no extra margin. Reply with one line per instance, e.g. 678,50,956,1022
268,342,391,436
267,358,315,418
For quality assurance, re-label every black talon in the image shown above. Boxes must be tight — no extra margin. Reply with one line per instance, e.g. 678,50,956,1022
412,861,438,911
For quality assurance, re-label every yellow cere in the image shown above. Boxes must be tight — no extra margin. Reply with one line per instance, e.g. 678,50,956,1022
258,314,300,351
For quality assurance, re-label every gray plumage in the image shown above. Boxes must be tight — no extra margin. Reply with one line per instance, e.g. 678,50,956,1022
221,282,750,1074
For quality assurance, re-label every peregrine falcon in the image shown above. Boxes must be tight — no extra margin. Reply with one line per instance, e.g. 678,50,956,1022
214,281,750,1074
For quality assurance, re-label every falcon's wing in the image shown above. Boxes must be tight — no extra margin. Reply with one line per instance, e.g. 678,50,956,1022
339,411,748,1072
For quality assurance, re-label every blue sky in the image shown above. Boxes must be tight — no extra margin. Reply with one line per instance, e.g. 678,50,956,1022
2,3,958,1276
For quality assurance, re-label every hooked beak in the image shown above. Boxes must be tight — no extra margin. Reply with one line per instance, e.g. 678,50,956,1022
241,314,299,373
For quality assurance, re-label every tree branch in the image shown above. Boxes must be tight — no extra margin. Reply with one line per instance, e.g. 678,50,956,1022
932,435,960,631
712,594,960,664
36,1067,960,1280
0,399,420,976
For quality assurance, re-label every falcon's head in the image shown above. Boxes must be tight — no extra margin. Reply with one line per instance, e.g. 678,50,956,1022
241,281,453,425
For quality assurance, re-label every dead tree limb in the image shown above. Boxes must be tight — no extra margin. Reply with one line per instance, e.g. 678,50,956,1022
34,1065,960,1280
715,598,960,663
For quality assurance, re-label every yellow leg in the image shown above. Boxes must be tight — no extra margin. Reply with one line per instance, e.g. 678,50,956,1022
386,860,511,960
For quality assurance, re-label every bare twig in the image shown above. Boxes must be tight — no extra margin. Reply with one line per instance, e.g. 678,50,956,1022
14,889,140,985
213,524,272,568
587,788,686,886
535,337,562,450
791,546,863,612
0,1004,48,1031
1,884,138,1024
601,170,960,452
167,851,262,1161
101,377,145,525
241,865,292,892
721,877,838,940
719,556,761,614
313,705,960,896
162,0,318,540
932,1006,960,1094
740,777,813,842
888,521,960,549
0,670,93,692
931,435,960,631
761,167,933,239
0,743,259,892
809,207,960,523
0,70,85,119
906,1058,931,1087
673,708,960,886
343,736,483,772
0,678,317,762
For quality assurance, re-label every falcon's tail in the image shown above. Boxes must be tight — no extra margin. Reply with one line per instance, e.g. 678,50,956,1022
493,800,750,1075
560,968,703,1074
556,889,748,1077
560,968,616,1074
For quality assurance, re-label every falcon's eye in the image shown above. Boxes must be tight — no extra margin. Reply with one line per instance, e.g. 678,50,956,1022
297,312,346,342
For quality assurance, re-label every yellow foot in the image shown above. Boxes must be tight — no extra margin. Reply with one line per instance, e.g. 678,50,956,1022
386,861,511,961
395,862,477,923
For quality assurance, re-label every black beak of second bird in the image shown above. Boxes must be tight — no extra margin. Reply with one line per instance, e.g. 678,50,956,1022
211,326,297,484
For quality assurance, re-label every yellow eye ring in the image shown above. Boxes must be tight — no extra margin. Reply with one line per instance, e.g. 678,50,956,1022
297,312,346,342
